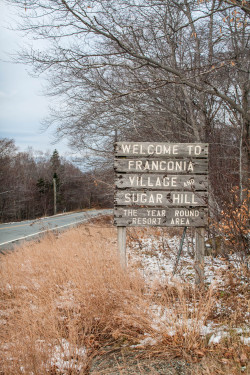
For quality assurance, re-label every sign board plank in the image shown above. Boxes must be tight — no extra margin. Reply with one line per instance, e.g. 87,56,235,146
114,207,208,227
114,142,209,228
115,190,208,207
115,142,208,158
115,174,208,190
114,158,208,174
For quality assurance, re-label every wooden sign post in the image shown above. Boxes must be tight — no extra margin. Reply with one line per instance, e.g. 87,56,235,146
117,226,127,269
114,142,209,282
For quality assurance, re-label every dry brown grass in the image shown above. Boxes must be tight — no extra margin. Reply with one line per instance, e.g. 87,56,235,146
0,223,249,374
0,226,146,374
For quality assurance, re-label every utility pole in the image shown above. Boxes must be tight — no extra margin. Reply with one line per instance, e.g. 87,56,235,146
53,177,57,215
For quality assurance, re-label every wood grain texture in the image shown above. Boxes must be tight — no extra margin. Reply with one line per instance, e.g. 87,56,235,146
114,158,208,174
114,207,208,227
115,174,208,190
114,191,208,206
195,228,205,284
117,226,127,268
115,142,208,157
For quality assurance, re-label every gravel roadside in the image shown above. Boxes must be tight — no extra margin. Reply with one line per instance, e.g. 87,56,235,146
90,349,193,375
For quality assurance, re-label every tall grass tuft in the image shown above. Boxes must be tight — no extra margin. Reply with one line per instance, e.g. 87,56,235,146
0,224,248,374
0,226,146,374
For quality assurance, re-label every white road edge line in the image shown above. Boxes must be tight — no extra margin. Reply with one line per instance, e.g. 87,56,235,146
0,218,91,246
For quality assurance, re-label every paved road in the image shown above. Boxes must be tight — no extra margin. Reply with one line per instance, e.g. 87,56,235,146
0,209,112,252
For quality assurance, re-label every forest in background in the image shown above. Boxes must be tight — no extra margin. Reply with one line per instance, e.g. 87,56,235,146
1,0,249,253
0,138,113,222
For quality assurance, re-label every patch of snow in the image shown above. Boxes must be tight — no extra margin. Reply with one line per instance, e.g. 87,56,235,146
50,339,87,373
208,331,228,345
127,231,249,347
131,334,158,348
241,337,250,345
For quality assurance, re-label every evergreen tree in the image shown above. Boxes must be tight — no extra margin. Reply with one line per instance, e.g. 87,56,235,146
50,149,61,178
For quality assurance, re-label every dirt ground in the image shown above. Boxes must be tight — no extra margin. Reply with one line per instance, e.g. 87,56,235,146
90,349,191,375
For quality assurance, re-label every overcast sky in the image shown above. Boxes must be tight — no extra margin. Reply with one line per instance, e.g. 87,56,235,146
0,1,71,156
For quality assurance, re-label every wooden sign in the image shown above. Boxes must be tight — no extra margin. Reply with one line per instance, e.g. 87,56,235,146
115,190,208,206
115,174,208,190
114,142,209,282
115,142,208,158
114,158,208,174
114,142,208,228
114,207,208,227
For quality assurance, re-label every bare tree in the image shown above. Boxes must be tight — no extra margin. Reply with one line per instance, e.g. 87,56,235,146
8,0,248,163
0,139,111,222
4,0,248,217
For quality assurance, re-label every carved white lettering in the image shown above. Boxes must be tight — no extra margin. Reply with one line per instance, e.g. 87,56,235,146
148,144,154,154
126,160,196,172
123,193,163,204
187,161,194,172
192,194,198,204
149,195,154,203
136,160,143,170
170,217,191,225
119,143,206,157
172,193,199,205
187,145,193,155
164,145,171,154
130,217,162,225
152,161,158,170
168,161,174,171
173,145,178,154
155,177,161,186
173,194,180,204
171,177,177,187
125,193,131,203
156,194,163,203
124,209,137,216
139,145,146,154
126,176,178,188
195,145,201,155
121,144,131,153
156,145,161,154
176,161,182,171
146,210,166,217
174,209,200,217
129,176,135,185
128,160,134,169
144,161,150,170
148,177,154,187
139,177,146,187
133,144,139,154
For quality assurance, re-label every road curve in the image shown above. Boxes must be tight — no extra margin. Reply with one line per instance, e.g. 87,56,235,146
0,209,112,252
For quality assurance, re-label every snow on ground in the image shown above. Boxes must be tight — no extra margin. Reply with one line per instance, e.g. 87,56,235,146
0,228,249,374
127,231,250,347
49,339,87,373
127,233,229,285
